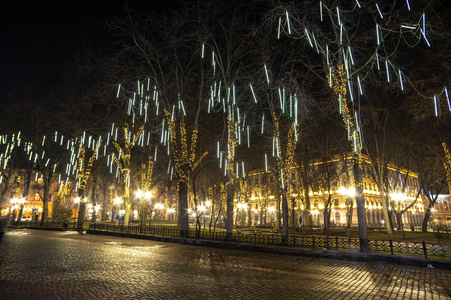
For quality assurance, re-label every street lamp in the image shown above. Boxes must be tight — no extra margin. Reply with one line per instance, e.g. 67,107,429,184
136,190,153,226
311,209,320,226
339,186,356,237
236,203,247,226
390,192,407,231
155,203,164,220
268,206,276,228
167,208,175,221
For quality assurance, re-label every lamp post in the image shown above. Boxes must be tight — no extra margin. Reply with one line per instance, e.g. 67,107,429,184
205,200,212,230
268,206,276,229
390,192,407,231
167,208,175,221
236,203,247,227
155,203,164,220
197,205,206,230
339,187,355,239
136,190,153,226
311,209,319,226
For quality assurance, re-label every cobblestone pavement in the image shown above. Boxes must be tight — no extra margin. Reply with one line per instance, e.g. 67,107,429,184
0,229,450,300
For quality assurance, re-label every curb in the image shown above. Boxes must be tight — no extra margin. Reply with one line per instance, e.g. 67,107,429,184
86,229,451,270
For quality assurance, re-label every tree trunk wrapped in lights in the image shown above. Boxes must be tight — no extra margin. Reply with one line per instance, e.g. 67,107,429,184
76,139,102,233
110,124,143,227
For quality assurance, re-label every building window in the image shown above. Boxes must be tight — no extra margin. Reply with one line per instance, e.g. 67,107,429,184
35,193,40,201
334,198,339,206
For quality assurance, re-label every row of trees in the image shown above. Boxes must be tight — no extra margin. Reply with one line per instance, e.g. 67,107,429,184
1,1,450,238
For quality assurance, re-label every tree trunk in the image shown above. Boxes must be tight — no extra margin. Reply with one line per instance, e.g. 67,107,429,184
77,190,86,234
303,191,312,228
40,198,49,225
281,191,288,236
123,184,131,226
17,166,33,227
395,212,402,231
346,197,353,240
179,181,189,236
90,177,97,224
380,192,393,234
247,197,252,227
354,157,368,244
16,205,24,226
226,171,234,234
292,197,296,233
422,206,432,232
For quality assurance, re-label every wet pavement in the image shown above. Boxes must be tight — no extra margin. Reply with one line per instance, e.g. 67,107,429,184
1,229,450,299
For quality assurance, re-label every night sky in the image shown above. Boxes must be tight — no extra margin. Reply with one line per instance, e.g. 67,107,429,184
0,0,177,100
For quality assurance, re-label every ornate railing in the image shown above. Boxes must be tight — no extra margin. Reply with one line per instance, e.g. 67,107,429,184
87,223,451,261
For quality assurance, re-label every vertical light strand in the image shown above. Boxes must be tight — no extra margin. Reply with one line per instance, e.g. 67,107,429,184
247,125,250,148
399,70,404,90
264,64,270,85
434,95,439,116
357,75,363,95
376,24,381,45
285,10,291,35
385,60,390,82
320,1,323,22
445,87,451,111
376,3,384,19
250,84,257,103
265,153,268,172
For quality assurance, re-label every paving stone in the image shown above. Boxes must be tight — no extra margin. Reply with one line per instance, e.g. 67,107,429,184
0,229,450,299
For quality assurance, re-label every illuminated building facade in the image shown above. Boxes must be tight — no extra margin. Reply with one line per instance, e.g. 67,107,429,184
241,153,435,229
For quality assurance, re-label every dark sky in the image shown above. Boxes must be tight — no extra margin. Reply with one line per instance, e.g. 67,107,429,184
0,0,178,99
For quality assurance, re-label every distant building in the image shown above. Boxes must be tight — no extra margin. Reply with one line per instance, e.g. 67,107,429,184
240,153,437,229
432,194,451,228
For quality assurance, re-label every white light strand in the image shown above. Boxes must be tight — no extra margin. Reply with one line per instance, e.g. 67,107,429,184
117,84,121,98
357,75,363,95
249,84,257,103
264,64,270,84
385,60,390,82
320,1,323,22
285,10,291,35
445,87,451,111
434,95,439,116
376,3,384,19
265,153,268,172
399,70,404,90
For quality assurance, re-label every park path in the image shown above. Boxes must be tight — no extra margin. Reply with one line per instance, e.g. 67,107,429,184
1,229,450,299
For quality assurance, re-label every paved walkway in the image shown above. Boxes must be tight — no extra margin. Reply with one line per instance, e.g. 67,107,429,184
1,229,450,299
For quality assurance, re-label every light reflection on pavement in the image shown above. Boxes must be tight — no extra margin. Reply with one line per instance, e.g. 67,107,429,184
0,229,450,299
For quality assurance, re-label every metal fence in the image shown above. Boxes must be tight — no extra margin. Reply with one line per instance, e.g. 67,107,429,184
20,221,78,229
87,223,451,261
